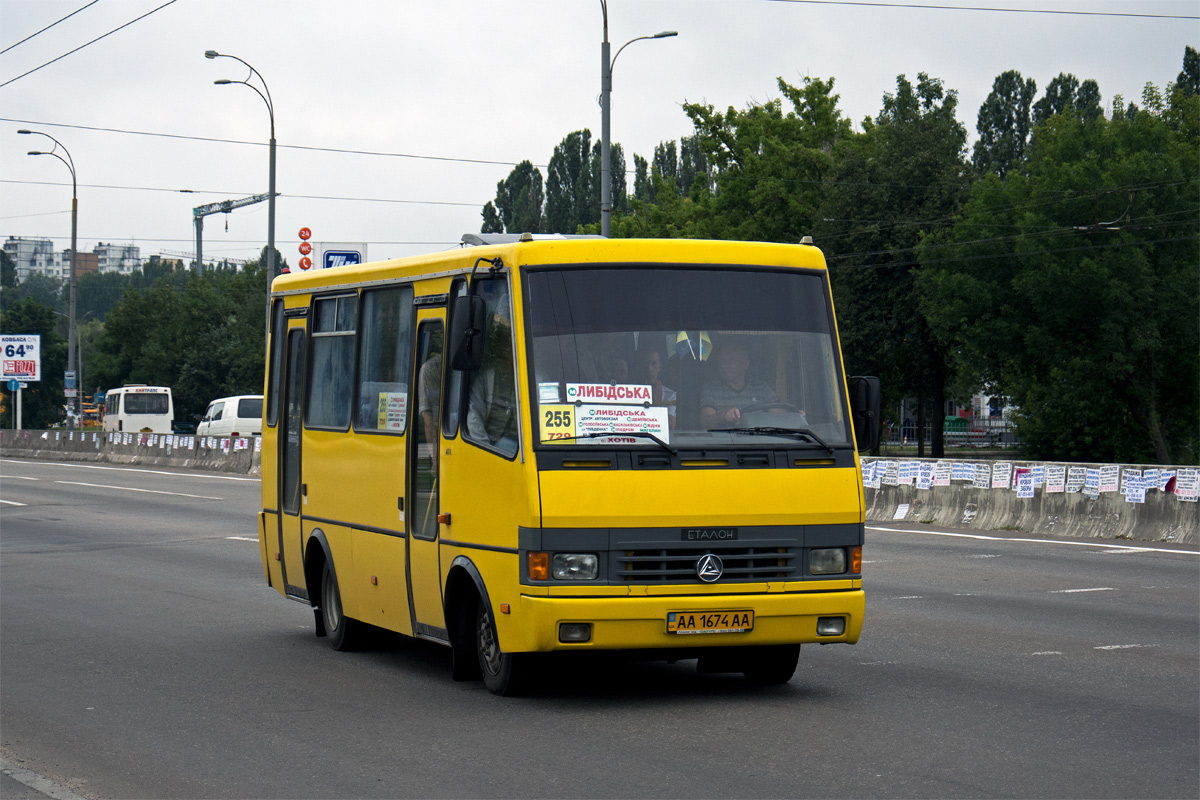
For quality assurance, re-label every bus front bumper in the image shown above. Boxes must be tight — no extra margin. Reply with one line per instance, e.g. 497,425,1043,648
503,589,865,653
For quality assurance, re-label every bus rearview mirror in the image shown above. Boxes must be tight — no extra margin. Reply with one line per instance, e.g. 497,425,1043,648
849,376,881,452
449,295,487,371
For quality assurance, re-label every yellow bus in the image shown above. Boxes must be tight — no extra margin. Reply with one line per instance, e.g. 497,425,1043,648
258,234,880,694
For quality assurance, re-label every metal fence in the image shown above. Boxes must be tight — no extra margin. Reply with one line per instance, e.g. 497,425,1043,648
882,417,1020,452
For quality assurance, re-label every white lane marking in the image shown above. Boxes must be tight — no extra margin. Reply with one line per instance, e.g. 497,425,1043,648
54,481,222,500
1,459,257,482
1050,587,1116,593
0,499,28,506
965,554,1001,558
1095,644,1158,650
3,476,40,480
888,596,926,600
1031,651,1065,656
869,526,1197,556
0,758,89,800
226,536,258,542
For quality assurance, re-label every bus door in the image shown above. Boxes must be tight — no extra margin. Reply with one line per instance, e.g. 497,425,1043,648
278,327,308,599
408,316,447,640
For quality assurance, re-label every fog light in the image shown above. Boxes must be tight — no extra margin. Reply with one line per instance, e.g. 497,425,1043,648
559,623,592,643
810,547,847,575
817,616,846,636
552,553,598,580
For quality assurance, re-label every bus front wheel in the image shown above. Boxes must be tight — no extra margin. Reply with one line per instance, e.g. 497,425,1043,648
741,644,800,685
476,600,530,696
321,559,362,651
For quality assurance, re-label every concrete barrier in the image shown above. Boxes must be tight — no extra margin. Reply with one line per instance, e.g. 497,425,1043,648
0,429,261,476
864,458,1198,545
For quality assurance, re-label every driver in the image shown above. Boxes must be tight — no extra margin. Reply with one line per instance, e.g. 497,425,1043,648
699,339,781,428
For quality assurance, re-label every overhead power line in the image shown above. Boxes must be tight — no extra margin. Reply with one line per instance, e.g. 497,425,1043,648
764,0,1198,20
0,0,101,56
0,0,181,88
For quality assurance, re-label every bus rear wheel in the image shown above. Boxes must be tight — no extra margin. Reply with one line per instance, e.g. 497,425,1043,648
741,644,800,685
476,600,531,696
321,559,362,651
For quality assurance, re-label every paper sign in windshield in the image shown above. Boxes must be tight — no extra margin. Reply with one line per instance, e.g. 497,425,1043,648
576,404,670,443
565,383,652,405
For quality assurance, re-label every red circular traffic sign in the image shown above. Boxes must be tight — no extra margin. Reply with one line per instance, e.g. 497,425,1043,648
298,242,312,255
298,227,312,240
299,256,313,270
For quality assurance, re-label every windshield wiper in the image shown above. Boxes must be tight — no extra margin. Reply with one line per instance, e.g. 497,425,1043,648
541,430,677,455
709,426,834,455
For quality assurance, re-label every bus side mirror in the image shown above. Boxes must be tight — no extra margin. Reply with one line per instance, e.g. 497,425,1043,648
449,295,487,371
849,376,881,452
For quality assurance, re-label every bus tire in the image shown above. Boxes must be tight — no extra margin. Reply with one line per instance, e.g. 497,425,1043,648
321,558,362,651
476,599,530,696
741,644,800,685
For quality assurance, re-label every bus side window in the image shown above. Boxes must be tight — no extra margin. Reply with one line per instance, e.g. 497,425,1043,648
356,285,414,433
462,278,519,458
307,294,357,430
266,298,284,428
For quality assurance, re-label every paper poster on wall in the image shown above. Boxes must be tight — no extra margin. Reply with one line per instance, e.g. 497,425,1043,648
1123,475,1147,503
917,464,934,490
1016,473,1035,498
991,462,1012,489
883,461,900,486
1120,468,1142,494
899,462,918,486
952,462,970,482
1044,465,1066,493
972,464,990,489
1175,468,1199,501
1098,465,1120,492
933,461,952,486
1031,465,1045,488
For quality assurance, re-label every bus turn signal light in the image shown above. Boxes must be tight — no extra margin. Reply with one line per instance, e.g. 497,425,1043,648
528,552,549,581
851,546,862,574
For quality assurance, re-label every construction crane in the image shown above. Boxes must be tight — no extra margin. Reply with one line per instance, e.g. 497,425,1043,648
193,193,269,271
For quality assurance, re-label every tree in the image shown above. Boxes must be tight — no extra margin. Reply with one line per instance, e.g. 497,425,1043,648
480,202,503,234
545,130,596,234
817,73,971,457
0,298,67,428
919,77,1199,463
1033,73,1102,125
973,70,1037,178
1178,45,1199,96
488,161,544,234
0,250,16,289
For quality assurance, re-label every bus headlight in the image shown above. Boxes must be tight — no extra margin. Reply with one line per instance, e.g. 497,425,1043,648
552,553,598,580
809,548,847,575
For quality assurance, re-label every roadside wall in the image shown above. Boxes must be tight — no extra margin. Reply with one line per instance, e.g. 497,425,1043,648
863,458,1198,545
0,429,261,476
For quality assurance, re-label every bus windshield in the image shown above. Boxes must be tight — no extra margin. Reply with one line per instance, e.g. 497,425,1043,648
526,266,852,449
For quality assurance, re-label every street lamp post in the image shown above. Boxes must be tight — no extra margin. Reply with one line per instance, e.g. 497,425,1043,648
599,1,676,238
19,129,79,424
205,50,276,285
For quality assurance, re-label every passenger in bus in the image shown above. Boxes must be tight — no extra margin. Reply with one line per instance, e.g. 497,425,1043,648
418,351,442,464
637,346,677,429
699,339,781,428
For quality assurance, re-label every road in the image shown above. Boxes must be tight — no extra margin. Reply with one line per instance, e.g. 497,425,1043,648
1,458,1197,799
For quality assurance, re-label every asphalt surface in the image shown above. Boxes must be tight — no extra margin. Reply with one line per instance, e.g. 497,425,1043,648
1,457,1197,799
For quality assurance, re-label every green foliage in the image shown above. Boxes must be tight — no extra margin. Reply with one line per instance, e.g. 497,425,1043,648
488,160,544,234
0,298,67,428
89,266,268,423
0,250,16,289
545,130,596,233
919,76,1199,463
973,69,1037,178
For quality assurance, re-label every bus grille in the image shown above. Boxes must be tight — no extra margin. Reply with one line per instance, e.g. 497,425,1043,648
613,547,797,583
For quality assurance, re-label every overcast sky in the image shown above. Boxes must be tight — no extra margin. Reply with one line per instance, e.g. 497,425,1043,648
1,0,1196,267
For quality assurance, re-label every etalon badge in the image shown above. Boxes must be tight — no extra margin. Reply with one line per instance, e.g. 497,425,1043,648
696,553,724,582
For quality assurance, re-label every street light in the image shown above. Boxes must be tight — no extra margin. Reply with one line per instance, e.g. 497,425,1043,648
600,0,676,238
205,49,277,285
19,129,80,424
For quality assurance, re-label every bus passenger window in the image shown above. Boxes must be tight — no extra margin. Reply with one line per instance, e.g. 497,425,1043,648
463,279,519,458
356,286,414,432
307,294,357,430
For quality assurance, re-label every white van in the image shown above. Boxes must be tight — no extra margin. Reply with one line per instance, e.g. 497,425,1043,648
196,395,263,437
